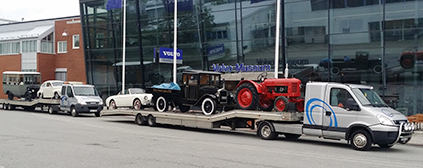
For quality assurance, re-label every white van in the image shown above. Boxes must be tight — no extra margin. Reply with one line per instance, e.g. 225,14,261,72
59,83,103,117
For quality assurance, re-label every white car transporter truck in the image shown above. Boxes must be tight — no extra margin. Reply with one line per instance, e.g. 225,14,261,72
119,81,414,151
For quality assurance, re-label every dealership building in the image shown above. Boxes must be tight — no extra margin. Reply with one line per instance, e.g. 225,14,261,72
3,0,418,114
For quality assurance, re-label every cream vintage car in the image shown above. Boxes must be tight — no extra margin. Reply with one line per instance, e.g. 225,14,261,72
105,88,153,110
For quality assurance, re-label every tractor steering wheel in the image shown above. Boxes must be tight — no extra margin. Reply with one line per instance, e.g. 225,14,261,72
257,72,268,82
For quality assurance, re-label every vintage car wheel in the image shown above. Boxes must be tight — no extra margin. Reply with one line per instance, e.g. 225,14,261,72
350,130,372,151
274,96,289,112
372,64,383,74
400,55,415,69
109,100,117,109
201,98,216,116
330,67,340,75
257,121,278,140
7,92,14,100
133,99,142,110
53,92,60,99
156,96,168,112
236,83,259,110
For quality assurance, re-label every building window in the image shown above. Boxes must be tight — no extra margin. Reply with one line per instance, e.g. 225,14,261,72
73,35,80,49
58,41,67,53
41,33,54,53
22,40,37,53
0,42,21,54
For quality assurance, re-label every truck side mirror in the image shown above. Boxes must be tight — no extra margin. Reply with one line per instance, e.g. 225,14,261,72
346,98,360,111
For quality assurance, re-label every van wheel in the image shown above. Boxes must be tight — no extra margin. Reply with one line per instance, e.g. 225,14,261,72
274,96,289,112
201,98,216,116
156,96,168,112
147,115,157,127
71,107,79,117
135,113,147,125
257,121,278,140
350,130,372,151
133,99,142,110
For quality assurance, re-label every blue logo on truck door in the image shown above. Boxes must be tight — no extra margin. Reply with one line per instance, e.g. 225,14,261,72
306,98,338,127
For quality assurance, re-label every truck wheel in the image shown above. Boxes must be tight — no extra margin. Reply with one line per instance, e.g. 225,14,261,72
8,92,14,100
284,133,301,140
109,100,117,109
156,96,168,112
400,55,415,69
257,121,278,140
372,64,382,74
259,100,274,111
274,96,289,112
350,130,372,151
236,83,259,110
378,144,394,148
95,111,101,117
48,106,57,114
133,99,142,110
71,107,79,117
147,115,157,127
179,105,190,113
330,67,340,75
201,98,216,116
135,113,147,125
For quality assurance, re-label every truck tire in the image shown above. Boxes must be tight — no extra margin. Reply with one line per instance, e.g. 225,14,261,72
350,130,372,151
133,99,142,110
201,98,216,116
109,100,117,109
48,105,57,114
135,113,147,125
71,107,79,117
400,55,415,69
236,83,259,110
274,96,289,112
147,115,157,127
257,121,278,140
156,96,169,112
330,67,340,75
284,133,301,140
179,105,190,113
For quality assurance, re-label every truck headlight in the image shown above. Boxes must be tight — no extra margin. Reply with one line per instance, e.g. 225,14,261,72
377,114,395,126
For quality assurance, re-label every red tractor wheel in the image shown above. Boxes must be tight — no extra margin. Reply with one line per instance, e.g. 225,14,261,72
296,102,304,112
236,83,259,110
259,99,274,111
274,96,289,112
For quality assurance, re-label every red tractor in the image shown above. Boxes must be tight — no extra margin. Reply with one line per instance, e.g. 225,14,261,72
235,72,304,112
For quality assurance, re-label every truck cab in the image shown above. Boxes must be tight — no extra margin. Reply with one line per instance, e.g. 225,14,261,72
303,82,414,150
60,83,103,117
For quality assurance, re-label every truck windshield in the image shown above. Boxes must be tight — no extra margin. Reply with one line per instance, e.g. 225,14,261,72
351,88,388,107
73,86,99,96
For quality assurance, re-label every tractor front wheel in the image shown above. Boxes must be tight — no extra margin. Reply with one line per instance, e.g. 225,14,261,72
236,83,259,110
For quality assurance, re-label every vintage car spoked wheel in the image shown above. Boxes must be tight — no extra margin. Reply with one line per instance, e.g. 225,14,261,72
236,83,259,110
201,98,216,116
109,100,117,109
156,96,168,112
350,130,372,151
133,99,142,110
330,67,340,75
274,96,289,112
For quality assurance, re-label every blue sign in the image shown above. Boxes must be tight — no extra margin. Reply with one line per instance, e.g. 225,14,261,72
212,63,271,73
106,0,122,10
207,44,225,57
154,47,183,64
162,0,193,13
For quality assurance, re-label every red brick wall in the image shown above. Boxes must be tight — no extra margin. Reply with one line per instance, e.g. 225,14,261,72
37,53,56,82
0,55,21,99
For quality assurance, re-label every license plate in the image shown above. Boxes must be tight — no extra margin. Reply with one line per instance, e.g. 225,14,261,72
90,110,97,112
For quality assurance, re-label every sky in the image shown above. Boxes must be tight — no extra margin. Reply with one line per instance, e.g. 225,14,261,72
0,0,80,22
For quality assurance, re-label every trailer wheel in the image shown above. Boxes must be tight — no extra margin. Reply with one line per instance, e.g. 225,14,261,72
257,121,278,140
156,96,169,112
274,96,289,112
284,133,301,140
147,115,157,127
400,55,415,69
378,144,394,148
71,107,79,117
179,105,190,113
201,98,216,116
48,106,57,114
109,100,117,109
350,130,372,151
135,113,147,125
133,99,142,110
236,83,259,110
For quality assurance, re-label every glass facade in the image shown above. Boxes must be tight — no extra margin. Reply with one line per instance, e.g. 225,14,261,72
80,0,423,115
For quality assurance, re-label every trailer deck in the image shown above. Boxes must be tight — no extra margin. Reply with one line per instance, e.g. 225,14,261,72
0,99,60,110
